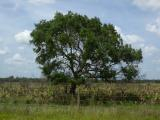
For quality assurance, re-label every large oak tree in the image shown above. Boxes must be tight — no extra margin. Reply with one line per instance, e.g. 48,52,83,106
31,11,142,85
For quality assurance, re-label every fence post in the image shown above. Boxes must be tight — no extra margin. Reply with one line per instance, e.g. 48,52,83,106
77,89,80,108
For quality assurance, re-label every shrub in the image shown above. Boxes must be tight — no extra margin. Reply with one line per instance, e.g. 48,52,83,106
49,72,70,84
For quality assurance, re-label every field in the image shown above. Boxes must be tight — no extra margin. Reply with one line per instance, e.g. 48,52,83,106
0,82,160,105
0,104,159,120
0,82,160,119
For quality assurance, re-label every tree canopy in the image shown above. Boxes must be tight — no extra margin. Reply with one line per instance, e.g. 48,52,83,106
31,11,142,82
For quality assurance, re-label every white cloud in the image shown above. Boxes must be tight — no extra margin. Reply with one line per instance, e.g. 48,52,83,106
143,45,159,56
153,59,160,64
0,47,9,55
133,0,160,11
18,46,25,50
146,17,160,36
28,0,56,5
123,34,144,44
115,26,159,56
115,26,144,45
115,26,122,34
15,30,32,44
5,53,27,65
0,49,7,55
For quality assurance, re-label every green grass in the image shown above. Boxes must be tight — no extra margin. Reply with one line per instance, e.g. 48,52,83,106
0,104,159,120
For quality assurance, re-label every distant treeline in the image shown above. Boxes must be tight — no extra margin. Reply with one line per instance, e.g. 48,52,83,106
0,76,46,83
0,76,160,83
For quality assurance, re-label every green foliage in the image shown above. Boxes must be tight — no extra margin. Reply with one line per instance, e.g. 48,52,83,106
31,11,143,82
122,65,139,81
49,72,70,84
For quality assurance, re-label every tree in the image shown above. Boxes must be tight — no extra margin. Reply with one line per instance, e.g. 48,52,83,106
31,11,142,93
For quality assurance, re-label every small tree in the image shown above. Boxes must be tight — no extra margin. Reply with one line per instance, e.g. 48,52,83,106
31,11,142,94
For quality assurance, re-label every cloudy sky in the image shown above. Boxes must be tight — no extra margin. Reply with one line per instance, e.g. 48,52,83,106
0,0,160,79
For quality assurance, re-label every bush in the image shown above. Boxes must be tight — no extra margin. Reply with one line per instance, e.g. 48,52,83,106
50,72,70,84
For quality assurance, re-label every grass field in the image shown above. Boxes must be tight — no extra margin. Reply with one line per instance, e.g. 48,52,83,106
0,104,159,120
0,82,160,119
0,82,160,105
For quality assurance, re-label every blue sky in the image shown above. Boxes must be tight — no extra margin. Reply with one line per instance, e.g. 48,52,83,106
1,0,160,79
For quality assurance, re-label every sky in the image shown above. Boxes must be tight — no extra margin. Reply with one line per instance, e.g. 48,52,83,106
0,0,160,79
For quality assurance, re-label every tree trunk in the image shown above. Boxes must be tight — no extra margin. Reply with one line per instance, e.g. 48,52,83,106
70,82,77,95
64,84,68,94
